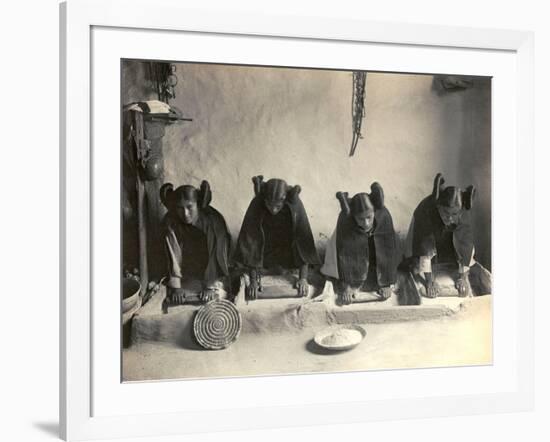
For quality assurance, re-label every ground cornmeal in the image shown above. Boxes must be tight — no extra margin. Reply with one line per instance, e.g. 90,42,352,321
321,328,363,347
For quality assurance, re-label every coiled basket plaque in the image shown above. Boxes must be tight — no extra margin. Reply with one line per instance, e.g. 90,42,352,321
193,299,242,350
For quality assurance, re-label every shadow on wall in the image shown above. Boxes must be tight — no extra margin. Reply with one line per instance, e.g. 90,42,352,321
121,61,492,270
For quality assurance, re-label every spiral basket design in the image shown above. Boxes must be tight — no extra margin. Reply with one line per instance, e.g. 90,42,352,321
193,299,242,350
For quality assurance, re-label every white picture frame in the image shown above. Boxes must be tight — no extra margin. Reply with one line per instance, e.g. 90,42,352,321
60,0,534,440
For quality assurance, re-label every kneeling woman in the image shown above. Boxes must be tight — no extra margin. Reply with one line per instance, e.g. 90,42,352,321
234,176,320,300
160,181,231,305
321,183,398,305
399,173,492,305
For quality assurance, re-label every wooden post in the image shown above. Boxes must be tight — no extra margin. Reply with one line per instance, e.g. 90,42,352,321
133,111,149,298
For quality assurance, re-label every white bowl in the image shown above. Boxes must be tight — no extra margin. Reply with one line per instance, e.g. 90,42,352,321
314,324,366,351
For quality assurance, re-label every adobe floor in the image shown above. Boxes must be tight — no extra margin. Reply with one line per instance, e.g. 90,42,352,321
122,294,491,382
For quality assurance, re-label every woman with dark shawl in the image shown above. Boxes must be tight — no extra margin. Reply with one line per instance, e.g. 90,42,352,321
234,176,320,300
399,173,492,304
160,180,231,305
321,183,398,305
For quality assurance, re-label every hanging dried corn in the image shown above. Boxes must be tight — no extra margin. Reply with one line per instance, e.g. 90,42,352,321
350,71,367,157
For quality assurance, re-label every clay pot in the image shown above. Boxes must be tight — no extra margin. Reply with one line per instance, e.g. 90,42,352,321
122,278,141,313
142,155,163,181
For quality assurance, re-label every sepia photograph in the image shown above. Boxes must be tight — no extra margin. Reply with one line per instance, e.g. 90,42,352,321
121,59,492,382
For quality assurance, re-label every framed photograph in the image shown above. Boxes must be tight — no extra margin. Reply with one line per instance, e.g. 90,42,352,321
60,0,534,440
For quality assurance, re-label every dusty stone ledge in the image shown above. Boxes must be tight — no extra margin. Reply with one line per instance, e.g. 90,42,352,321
130,286,467,346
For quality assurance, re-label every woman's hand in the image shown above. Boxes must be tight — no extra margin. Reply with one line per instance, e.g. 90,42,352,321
296,278,309,297
426,280,440,298
201,288,218,302
377,286,393,301
455,273,472,297
423,272,439,298
246,269,260,300
340,285,356,305
169,287,186,305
